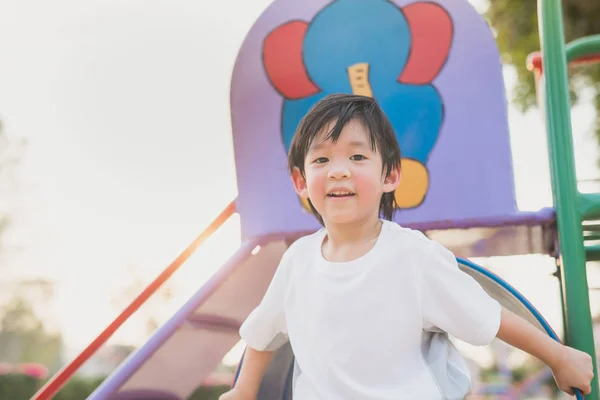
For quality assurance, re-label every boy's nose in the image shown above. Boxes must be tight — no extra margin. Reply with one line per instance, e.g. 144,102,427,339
327,162,351,179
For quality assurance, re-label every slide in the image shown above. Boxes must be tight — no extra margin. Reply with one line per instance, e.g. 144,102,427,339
87,237,290,400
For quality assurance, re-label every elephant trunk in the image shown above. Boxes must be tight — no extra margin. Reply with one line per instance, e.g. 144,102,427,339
347,62,373,97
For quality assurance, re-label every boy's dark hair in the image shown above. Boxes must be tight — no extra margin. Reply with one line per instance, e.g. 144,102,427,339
287,93,402,224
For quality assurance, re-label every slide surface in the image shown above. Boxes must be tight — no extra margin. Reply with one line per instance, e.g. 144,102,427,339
88,238,290,400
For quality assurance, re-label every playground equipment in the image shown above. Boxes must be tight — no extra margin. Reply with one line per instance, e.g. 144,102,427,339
32,0,599,399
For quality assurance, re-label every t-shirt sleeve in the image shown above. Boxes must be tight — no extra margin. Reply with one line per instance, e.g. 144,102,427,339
238,245,294,352
421,241,501,346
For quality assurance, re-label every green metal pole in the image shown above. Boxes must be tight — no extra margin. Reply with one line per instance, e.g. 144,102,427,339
566,35,600,64
538,1,599,398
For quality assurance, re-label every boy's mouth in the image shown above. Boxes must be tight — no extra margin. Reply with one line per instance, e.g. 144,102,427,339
327,191,355,198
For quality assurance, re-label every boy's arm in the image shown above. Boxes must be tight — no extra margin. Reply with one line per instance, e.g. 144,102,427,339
220,347,275,399
497,307,593,395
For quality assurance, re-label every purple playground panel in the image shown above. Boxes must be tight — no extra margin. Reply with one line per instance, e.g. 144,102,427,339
230,0,539,245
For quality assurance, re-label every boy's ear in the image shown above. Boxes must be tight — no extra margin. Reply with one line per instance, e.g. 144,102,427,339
383,166,401,193
291,168,310,198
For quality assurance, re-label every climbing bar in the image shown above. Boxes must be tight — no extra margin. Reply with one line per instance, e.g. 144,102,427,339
585,245,600,262
538,1,599,398
566,35,600,65
579,192,600,221
583,232,600,242
527,34,600,72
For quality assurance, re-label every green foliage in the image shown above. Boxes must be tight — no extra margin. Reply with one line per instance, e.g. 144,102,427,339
485,1,540,112
0,374,229,400
0,375,104,400
484,0,600,138
188,385,231,400
0,374,39,400
0,297,63,372
53,376,105,400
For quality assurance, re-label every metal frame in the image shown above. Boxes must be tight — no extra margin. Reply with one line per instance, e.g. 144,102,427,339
536,2,599,398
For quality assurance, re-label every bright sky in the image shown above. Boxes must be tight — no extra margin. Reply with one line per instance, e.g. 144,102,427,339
1,0,599,369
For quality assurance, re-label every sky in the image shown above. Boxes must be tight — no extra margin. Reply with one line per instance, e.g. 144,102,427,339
0,0,599,369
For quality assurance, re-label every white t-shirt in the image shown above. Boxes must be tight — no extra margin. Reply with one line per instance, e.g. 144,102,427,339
239,219,501,399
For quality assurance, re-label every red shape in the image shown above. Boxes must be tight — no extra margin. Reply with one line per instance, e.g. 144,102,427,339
263,21,320,99
398,3,453,84
17,363,48,379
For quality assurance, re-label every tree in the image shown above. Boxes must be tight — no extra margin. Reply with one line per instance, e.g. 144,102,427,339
484,1,600,138
0,296,63,372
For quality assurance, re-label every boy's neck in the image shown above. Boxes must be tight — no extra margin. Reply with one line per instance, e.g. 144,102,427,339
322,216,383,261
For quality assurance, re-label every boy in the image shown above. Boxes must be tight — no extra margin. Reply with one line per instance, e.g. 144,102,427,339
220,94,593,399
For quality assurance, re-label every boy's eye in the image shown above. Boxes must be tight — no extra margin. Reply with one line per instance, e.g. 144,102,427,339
350,154,366,161
313,157,328,164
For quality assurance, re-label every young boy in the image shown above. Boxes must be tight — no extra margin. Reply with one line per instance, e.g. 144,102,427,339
220,94,593,399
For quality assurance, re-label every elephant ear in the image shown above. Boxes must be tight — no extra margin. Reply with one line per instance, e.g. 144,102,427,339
398,3,453,84
263,21,320,99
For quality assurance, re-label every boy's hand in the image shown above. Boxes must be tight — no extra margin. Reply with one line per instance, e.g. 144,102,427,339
218,387,256,400
496,309,594,395
551,344,594,395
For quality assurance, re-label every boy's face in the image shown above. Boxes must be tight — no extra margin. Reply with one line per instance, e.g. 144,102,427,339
292,119,400,226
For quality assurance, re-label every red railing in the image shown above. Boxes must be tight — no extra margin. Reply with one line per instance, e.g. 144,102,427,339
31,201,236,400
527,35,600,75
527,51,600,73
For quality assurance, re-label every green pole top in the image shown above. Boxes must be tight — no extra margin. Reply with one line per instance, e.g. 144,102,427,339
566,34,600,64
